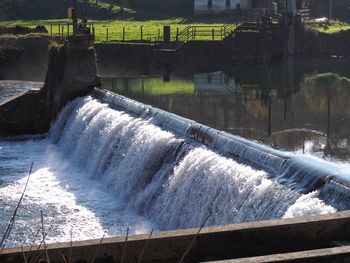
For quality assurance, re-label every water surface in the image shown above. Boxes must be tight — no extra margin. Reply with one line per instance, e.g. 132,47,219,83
102,57,350,169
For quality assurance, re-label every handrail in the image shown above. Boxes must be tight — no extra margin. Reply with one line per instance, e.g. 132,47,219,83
176,23,236,43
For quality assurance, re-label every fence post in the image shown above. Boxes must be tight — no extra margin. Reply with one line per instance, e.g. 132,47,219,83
92,26,95,40
58,24,61,38
157,28,160,42
62,25,64,38
163,26,171,43
212,28,215,40
106,27,109,42
50,24,53,38
176,27,179,41
122,27,125,41
140,26,143,41
67,24,70,37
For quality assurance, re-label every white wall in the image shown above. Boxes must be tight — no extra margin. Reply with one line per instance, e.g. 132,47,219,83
194,0,252,15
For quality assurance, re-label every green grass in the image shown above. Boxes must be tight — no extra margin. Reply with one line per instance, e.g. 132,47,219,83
0,18,232,43
305,20,350,34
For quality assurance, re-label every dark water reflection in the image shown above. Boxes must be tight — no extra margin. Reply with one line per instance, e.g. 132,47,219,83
102,57,350,165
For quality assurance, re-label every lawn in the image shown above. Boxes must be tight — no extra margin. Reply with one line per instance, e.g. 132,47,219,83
0,18,234,43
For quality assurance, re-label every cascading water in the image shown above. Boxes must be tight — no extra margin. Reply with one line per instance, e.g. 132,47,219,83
0,95,344,247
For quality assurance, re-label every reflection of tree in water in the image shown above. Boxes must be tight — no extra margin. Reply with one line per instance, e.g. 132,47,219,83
303,73,350,161
223,62,350,162
101,58,350,162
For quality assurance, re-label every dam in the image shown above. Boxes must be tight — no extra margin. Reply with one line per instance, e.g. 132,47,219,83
2,77,350,261
1,42,350,262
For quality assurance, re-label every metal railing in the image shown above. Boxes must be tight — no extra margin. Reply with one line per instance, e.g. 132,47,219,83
47,22,238,44
176,24,237,43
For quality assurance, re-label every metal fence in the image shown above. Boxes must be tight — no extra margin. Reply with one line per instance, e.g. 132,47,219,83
48,23,237,43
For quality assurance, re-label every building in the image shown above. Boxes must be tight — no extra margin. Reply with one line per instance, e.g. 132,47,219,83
194,0,253,15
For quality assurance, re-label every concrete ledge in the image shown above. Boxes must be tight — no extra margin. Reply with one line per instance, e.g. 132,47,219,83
214,246,350,263
0,83,49,135
0,80,43,106
1,211,350,262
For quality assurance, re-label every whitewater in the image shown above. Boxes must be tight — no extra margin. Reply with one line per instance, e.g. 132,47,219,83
0,96,337,247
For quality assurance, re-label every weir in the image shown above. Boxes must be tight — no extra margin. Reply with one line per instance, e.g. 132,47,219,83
92,88,350,209
1,81,350,262
1,89,350,262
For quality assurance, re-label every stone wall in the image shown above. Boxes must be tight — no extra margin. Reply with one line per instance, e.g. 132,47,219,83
0,89,49,135
96,41,234,77
0,35,49,81
295,27,350,56
45,42,100,117
0,36,100,135
96,43,152,76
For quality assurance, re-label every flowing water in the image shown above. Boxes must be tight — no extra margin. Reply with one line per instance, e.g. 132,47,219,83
1,58,350,248
0,96,339,247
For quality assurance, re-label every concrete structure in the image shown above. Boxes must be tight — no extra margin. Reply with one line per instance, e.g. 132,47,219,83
194,0,252,15
0,35,99,135
45,36,99,117
2,211,350,262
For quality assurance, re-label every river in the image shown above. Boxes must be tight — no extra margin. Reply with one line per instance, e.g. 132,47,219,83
0,57,349,248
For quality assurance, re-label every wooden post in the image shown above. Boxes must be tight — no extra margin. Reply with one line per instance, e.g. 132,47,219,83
73,0,78,35
92,26,95,39
158,28,160,42
67,24,70,37
50,24,53,38
212,28,215,40
122,27,125,41
106,27,109,41
62,25,64,38
140,26,143,41
58,24,61,38
176,27,179,41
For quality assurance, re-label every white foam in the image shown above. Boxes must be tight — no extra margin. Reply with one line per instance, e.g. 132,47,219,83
0,96,338,247
283,191,336,219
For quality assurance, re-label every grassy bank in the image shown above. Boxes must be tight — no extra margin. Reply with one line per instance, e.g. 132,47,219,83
305,20,350,34
0,18,233,43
